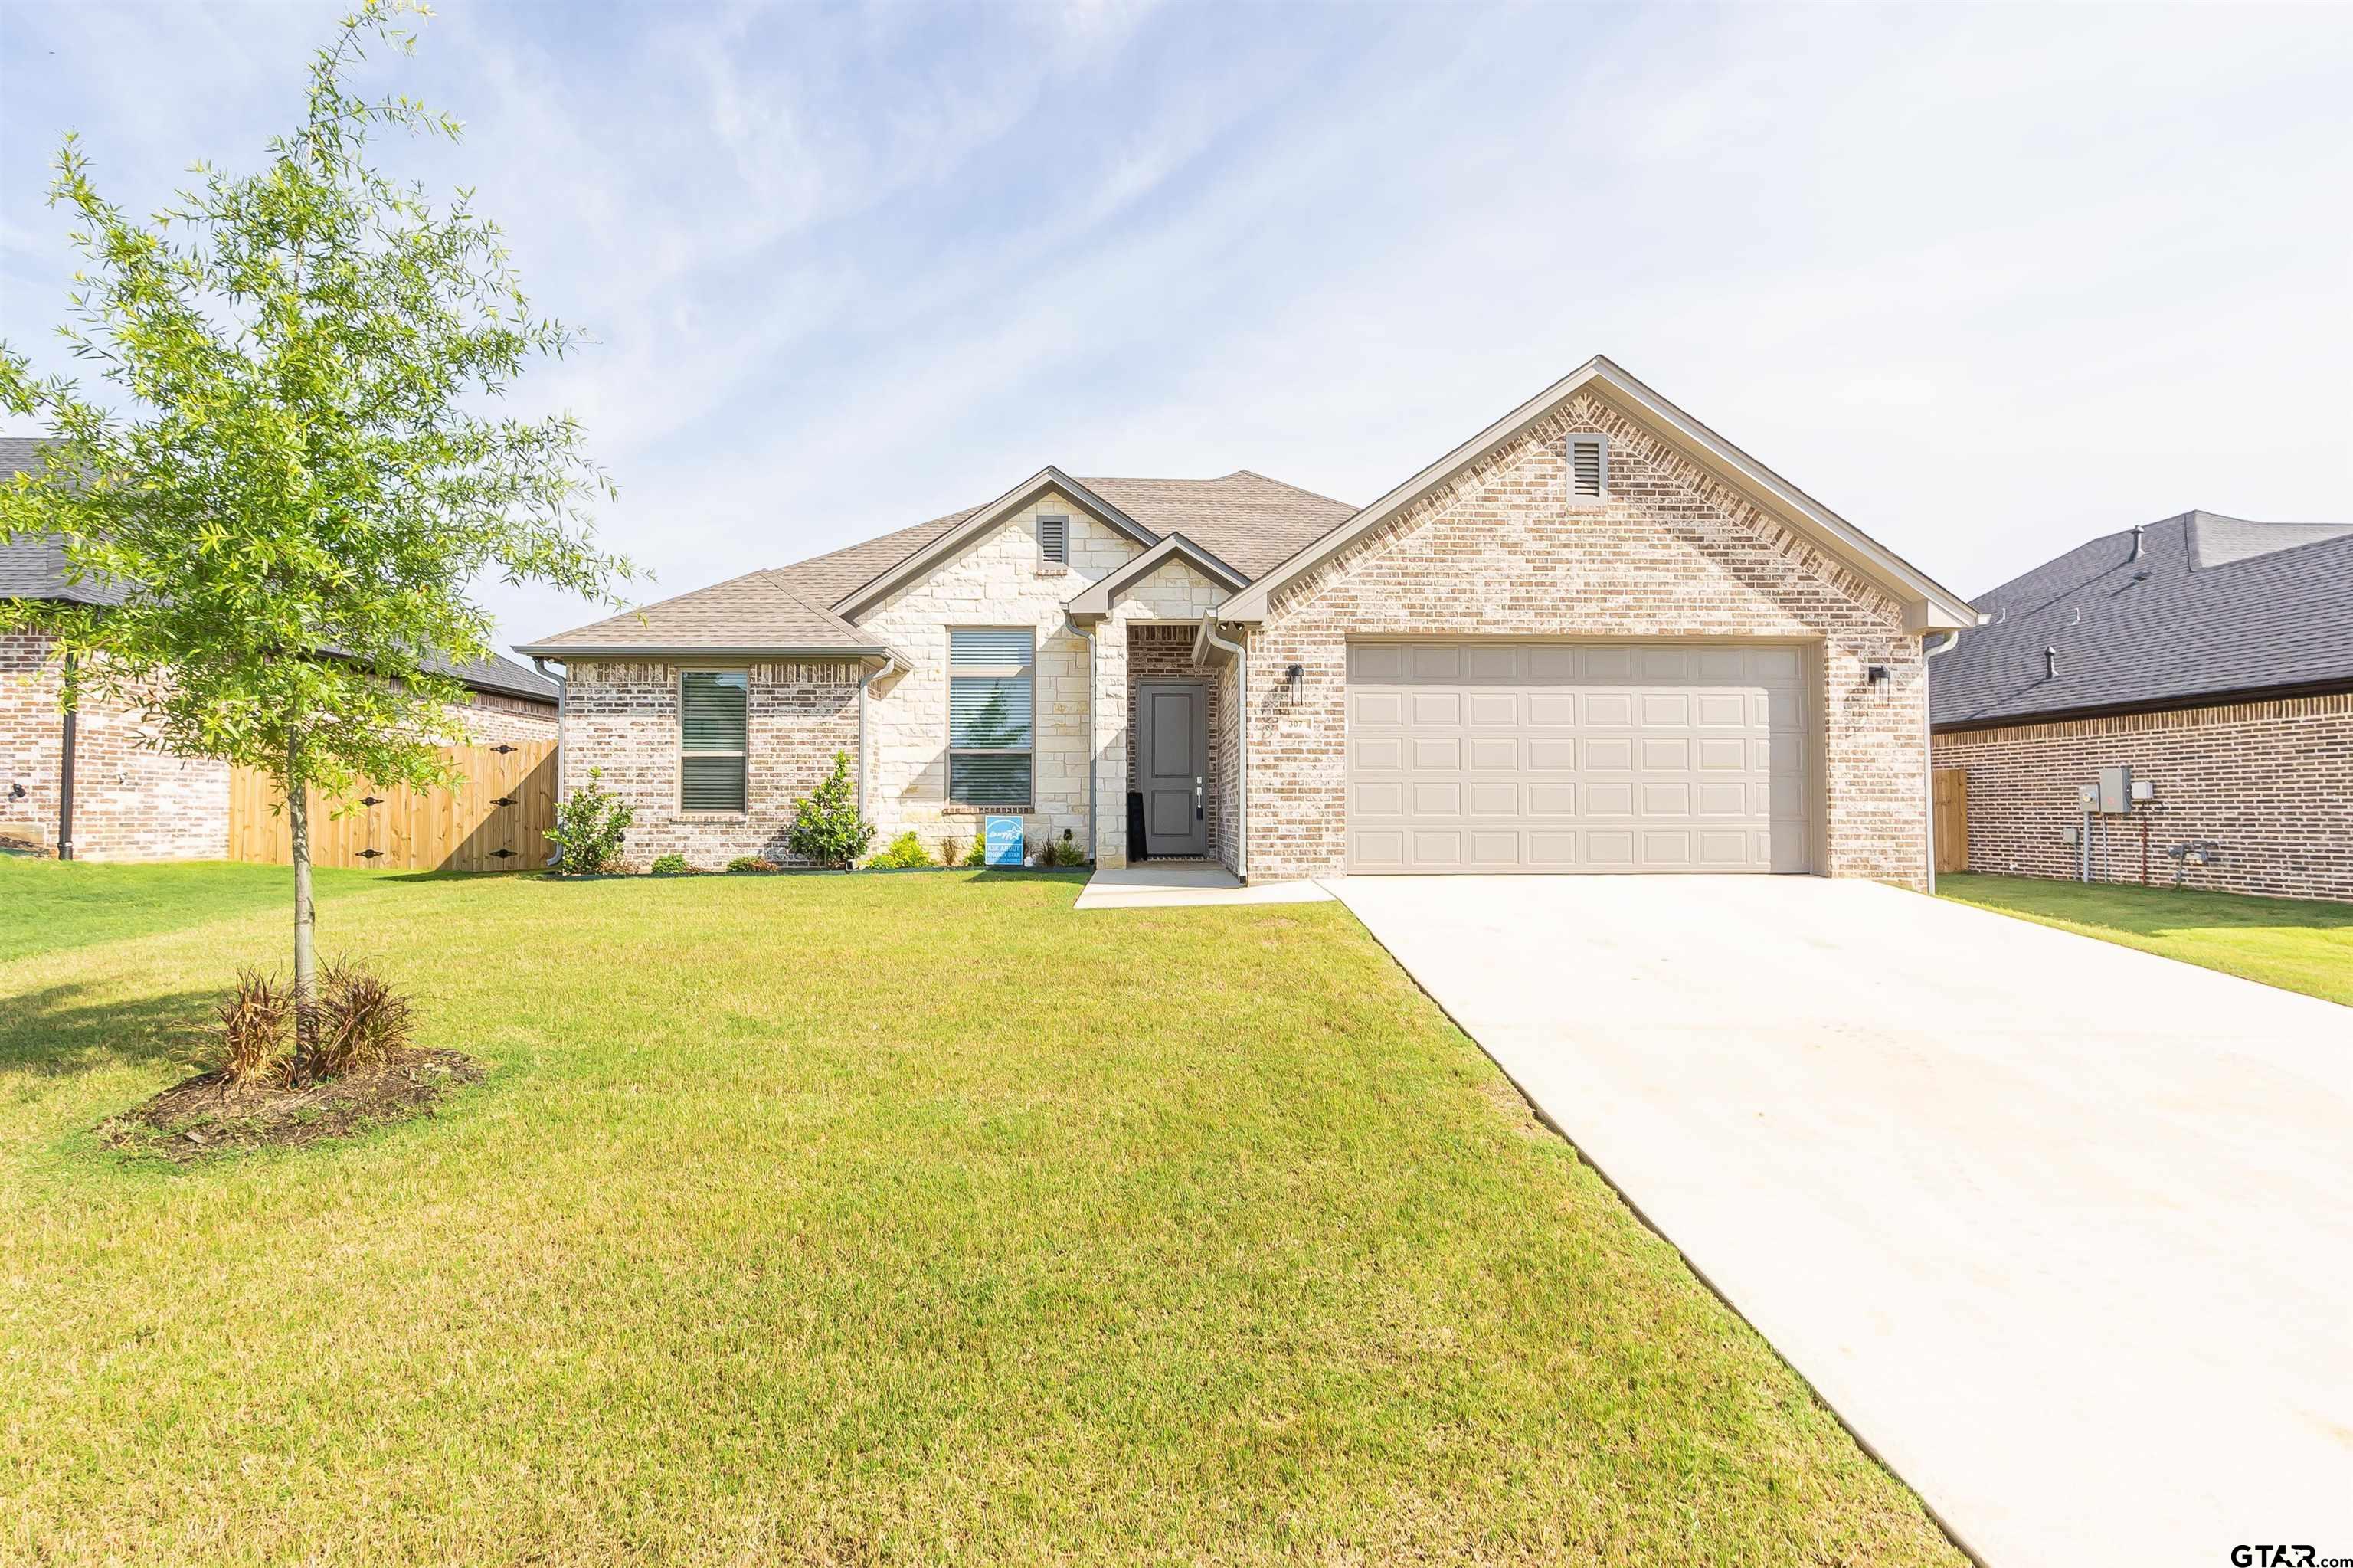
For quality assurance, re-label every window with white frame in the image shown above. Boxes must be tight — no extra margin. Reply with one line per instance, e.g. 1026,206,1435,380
1037,513,1069,566
947,628,1033,806
680,669,748,811
1566,434,1608,501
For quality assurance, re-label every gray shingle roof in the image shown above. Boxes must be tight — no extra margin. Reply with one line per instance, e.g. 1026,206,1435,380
764,471,1356,610
525,470,1361,657
514,569,885,656
3,435,556,705
1930,511,2353,730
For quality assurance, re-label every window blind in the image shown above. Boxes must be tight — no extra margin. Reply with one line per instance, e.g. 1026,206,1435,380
680,670,748,811
950,627,1034,666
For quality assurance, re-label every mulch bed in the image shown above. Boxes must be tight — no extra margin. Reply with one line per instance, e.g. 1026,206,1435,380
97,1048,483,1164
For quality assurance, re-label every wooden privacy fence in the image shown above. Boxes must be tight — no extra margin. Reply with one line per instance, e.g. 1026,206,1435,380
229,741,558,872
1932,767,1969,875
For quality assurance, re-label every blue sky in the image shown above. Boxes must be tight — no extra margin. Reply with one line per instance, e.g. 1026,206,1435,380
5,1,2349,660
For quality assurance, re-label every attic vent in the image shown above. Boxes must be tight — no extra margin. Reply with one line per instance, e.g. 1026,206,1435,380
1038,513,1069,565
1566,435,1608,502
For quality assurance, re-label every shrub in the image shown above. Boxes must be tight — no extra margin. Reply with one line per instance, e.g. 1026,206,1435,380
214,969,292,1088
787,751,875,871
963,833,989,868
868,830,934,870
1049,828,1088,868
939,836,961,869
546,767,634,875
650,853,692,876
726,856,777,874
309,957,414,1079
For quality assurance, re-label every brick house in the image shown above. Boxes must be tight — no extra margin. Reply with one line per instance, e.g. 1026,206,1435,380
2,437,561,862
520,357,1978,882
1931,511,2353,902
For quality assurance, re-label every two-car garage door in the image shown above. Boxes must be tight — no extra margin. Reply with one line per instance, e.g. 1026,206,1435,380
1346,641,1811,874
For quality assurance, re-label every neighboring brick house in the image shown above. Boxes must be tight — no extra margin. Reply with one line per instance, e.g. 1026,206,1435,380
522,357,1978,883
1932,512,2353,902
2,437,561,862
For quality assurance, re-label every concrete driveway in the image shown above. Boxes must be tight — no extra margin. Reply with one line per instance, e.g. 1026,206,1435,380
1327,875,2353,1567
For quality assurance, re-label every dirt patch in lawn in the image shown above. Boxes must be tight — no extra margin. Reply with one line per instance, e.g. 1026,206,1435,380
97,1048,483,1164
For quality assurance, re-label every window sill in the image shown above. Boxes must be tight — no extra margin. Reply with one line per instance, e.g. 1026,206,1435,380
942,803,1033,817
676,810,751,820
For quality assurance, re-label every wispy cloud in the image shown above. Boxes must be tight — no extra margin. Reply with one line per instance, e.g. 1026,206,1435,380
5,0,2348,655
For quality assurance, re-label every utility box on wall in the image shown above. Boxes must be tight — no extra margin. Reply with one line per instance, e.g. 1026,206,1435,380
2098,765,2133,815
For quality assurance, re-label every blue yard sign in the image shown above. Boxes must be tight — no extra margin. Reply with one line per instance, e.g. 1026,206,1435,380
983,816,1024,867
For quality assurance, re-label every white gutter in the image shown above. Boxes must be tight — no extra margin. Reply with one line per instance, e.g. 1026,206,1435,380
1198,614,1249,882
1921,629,1964,892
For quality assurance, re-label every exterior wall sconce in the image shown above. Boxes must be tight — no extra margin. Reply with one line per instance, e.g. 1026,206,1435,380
1285,663,1304,706
1867,664,1890,689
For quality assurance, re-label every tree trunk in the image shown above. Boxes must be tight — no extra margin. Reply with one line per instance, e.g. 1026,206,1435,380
287,737,319,1075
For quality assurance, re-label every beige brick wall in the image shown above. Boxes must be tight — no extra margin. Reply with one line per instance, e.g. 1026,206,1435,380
2,629,230,861
561,657,861,869
450,689,558,746
858,492,1141,860
1932,692,2353,902
1245,391,1931,885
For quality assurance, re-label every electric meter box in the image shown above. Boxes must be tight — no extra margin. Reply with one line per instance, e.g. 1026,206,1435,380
2099,765,2133,815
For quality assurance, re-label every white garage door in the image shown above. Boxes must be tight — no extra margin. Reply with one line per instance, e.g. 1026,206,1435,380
1346,641,1811,874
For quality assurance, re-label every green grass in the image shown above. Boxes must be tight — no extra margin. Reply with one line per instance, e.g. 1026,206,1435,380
0,853,400,963
2,862,1959,1566
1938,872,2353,1007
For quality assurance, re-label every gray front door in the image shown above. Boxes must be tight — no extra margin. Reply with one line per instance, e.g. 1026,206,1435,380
1137,681,1208,857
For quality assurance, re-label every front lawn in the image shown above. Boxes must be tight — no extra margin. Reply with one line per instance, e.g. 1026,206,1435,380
2,863,1959,1565
0,853,393,963
1937,872,2353,1007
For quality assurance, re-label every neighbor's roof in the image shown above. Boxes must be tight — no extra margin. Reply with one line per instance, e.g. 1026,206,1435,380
1930,511,2353,730
2,435,558,705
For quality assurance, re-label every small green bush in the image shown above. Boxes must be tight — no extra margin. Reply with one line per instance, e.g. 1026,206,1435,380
546,767,635,875
725,856,777,874
868,830,934,870
649,853,692,876
963,833,989,867
787,751,875,871
1049,828,1088,869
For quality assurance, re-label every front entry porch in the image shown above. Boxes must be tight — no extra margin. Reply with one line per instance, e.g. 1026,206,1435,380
1091,620,1236,871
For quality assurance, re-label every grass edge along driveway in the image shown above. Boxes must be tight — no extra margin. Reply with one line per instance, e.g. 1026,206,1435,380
1936,871,2353,1007
2,857,1961,1564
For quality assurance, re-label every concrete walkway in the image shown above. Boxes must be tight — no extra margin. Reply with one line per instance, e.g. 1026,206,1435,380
1073,863,1334,911
1327,874,2353,1567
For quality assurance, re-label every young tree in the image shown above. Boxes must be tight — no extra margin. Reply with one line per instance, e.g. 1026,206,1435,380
0,1,630,1070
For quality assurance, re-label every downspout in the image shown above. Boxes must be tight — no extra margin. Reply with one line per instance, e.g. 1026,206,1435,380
856,653,899,828
1199,615,1248,882
1921,629,1963,892
57,650,78,861
532,656,566,800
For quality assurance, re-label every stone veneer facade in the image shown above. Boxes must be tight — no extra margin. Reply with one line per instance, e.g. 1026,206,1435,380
1932,692,2353,902
846,491,1229,869
2,628,555,860
1239,391,1931,885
